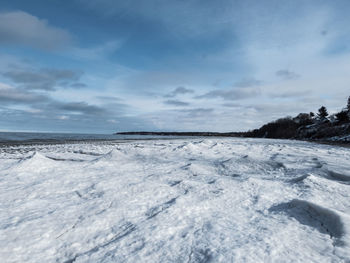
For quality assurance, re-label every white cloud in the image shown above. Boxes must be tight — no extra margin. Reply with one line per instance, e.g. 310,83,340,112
58,115,70,120
0,11,72,50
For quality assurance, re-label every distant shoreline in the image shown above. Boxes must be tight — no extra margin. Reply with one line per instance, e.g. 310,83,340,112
306,139,350,148
116,132,350,148
115,131,244,137
0,135,349,149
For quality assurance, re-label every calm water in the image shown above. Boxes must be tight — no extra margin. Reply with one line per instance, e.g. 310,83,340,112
0,132,183,143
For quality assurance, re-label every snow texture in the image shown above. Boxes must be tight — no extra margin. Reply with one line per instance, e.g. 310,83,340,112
1,138,350,262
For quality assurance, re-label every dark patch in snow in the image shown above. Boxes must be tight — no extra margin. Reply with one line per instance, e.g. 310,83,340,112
145,197,177,219
188,247,213,263
46,156,86,162
56,216,84,239
266,160,286,170
72,150,103,156
324,169,350,182
209,143,217,149
168,180,182,187
227,173,240,178
75,191,82,198
210,188,223,195
75,184,105,200
181,163,192,170
288,174,310,184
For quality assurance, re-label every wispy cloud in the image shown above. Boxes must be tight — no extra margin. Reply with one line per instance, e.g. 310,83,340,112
163,99,190,106
1,68,83,91
276,70,300,80
178,108,214,117
196,87,261,101
0,83,48,104
234,78,262,88
96,96,123,102
55,101,106,115
70,83,87,88
164,86,194,98
0,82,117,117
0,11,72,50
270,90,310,99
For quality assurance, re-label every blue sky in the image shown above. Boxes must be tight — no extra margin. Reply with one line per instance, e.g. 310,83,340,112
0,0,350,133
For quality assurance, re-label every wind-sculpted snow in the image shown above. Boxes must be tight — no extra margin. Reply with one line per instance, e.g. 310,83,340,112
1,138,350,262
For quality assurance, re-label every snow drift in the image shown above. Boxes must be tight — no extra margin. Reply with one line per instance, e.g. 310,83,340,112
0,138,350,262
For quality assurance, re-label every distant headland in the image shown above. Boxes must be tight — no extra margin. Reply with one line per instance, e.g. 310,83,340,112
117,96,350,144
116,131,244,137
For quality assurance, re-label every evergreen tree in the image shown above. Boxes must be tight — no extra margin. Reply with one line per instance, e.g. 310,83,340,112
317,106,328,119
347,96,350,112
335,111,349,123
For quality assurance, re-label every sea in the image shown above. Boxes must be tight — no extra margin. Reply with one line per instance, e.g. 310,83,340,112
0,132,182,144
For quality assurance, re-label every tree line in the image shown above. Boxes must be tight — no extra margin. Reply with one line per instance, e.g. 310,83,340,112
315,96,350,122
244,96,350,139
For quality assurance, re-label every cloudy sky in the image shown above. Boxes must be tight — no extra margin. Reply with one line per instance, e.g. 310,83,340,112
1,0,350,133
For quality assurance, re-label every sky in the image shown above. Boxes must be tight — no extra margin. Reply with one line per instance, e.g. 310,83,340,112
0,0,350,133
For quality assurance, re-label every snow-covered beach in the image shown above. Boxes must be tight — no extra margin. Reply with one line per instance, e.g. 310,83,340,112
1,138,350,262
